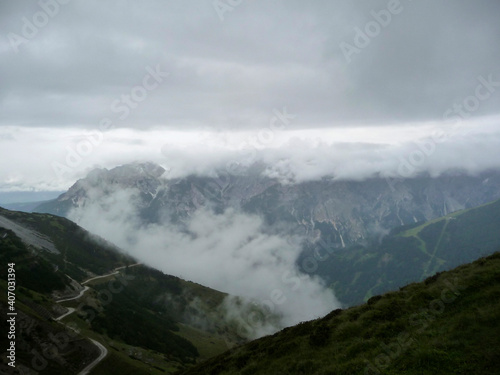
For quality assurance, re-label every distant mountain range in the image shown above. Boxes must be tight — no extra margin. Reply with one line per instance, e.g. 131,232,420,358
0,191,64,213
2,161,500,373
33,162,500,306
35,162,500,249
0,200,56,213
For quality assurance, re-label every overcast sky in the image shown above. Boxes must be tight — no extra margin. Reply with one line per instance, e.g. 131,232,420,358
1,0,500,192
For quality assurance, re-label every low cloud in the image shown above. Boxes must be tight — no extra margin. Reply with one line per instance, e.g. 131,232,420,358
2,116,500,192
68,186,339,337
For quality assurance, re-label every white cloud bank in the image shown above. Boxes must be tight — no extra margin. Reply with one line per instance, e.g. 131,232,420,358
1,115,500,192
68,187,339,337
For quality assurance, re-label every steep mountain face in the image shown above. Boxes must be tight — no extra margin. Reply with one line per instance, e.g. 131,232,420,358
36,162,166,218
180,251,500,375
310,198,500,306
36,162,500,248
33,162,500,311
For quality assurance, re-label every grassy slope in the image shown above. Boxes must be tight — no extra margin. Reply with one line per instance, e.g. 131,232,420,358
0,279,102,375
57,271,235,375
0,222,172,374
0,208,238,373
0,207,133,281
180,251,500,375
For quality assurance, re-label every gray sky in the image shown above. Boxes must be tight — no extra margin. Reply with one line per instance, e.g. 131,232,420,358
1,0,500,191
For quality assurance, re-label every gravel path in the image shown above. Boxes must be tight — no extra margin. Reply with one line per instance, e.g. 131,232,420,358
56,286,90,303
78,339,108,375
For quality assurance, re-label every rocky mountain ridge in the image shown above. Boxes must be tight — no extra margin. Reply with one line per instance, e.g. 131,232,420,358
36,162,500,248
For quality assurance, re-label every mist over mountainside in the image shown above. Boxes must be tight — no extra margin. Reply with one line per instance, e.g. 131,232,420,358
309,197,500,306
3,0,500,373
180,251,500,375
33,162,500,312
36,162,500,249
48,187,341,334
3,173,500,374
0,207,271,373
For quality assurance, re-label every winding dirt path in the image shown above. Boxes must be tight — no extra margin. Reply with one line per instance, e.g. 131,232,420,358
78,339,108,375
56,286,90,302
82,263,141,285
54,307,76,321
53,263,140,374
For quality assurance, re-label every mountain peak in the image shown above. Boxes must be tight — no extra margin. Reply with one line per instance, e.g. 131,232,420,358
110,161,166,178
52,162,166,206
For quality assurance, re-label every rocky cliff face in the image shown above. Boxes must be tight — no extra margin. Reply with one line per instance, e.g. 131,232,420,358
62,162,166,203
36,162,500,248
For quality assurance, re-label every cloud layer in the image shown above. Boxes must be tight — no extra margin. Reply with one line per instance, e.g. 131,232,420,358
1,1,499,192
1,0,499,130
68,187,339,337
1,115,500,191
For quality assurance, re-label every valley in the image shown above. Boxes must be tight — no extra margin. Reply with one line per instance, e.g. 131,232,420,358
3,2,500,373
180,251,500,374
36,163,500,250
0,208,248,374
310,197,500,306
2,164,500,374
33,163,500,308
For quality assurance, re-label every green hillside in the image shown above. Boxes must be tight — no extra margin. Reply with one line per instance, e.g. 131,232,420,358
0,207,134,281
315,198,500,306
180,251,500,375
3,199,500,374
0,208,242,374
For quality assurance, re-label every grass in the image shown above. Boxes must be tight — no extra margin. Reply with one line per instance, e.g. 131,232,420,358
175,324,231,360
53,268,235,372
0,210,241,374
59,307,183,374
399,198,500,239
321,197,500,306
180,251,500,375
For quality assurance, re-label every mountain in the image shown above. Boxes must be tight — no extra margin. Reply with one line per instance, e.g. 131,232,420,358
36,162,166,219
0,207,250,374
0,191,64,213
179,251,500,375
5,165,500,374
0,200,52,213
309,197,500,306
33,162,500,308
35,162,500,249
